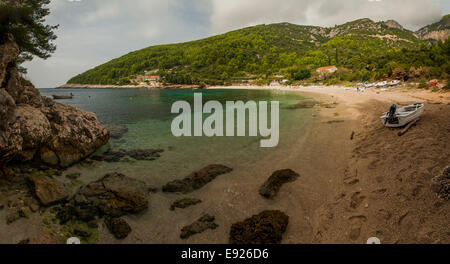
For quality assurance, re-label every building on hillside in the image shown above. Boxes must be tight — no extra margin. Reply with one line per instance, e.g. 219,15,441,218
144,74,161,82
316,66,337,74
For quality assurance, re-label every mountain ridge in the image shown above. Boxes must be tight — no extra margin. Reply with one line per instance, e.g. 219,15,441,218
67,16,449,86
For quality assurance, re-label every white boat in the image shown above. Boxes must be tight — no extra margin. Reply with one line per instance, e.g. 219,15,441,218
387,80,401,86
376,81,388,87
381,103,424,128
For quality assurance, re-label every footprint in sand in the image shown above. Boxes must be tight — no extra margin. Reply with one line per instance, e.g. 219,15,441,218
348,215,368,241
350,192,366,209
372,188,387,195
344,177,359,186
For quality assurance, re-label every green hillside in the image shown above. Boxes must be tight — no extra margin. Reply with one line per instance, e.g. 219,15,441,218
68,17,450,85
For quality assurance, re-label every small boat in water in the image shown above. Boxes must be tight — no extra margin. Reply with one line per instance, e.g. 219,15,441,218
52,93,73,99
381,103,424,128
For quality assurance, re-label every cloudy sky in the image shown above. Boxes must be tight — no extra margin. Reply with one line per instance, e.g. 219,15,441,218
24,0,449,88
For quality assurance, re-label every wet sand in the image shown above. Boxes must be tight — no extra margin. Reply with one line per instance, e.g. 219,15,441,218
210,85,450,244
1,85,449,244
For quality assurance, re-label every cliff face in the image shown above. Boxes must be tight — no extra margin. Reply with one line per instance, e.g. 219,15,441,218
416,15,450,42
0,34,109,174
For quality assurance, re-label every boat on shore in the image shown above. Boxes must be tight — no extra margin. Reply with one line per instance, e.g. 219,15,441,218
381,103,424,128
52,93,73,99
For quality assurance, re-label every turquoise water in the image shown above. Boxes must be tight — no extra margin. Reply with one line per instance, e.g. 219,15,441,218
39,88,314,185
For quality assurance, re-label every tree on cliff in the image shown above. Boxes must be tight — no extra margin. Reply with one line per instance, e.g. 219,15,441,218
0,0,58,69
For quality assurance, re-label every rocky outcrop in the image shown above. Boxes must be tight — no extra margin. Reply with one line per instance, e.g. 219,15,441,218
432,166,450,200
259,169,300,199
56,173,148,223
229,210,289,244
105,125,128,140
162,165,233,194
28,176,68,206
180,214,218,239
0,34,109,170
383,20,404,30
416,15,450,42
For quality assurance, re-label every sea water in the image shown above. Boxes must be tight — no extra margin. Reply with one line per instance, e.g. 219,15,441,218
39,88,314,185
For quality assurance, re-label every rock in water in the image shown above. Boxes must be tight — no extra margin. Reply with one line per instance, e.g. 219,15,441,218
96,148,164,162
57,173,148,222
229,210,289,244
105,217,132,239
259,169,300,199
163,165,233,193
170,198,202,211
431,166,450,200
106,125,128,140
28,176,68,206
0,34,109,169
180,214,218,239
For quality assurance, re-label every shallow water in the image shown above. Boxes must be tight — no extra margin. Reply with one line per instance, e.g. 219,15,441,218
35,88,324,243
40,88,314,185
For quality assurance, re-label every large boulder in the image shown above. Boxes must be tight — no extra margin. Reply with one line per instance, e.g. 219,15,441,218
162,164,233,194
259,169,300,199
229,210,289,244
0,34,109,169
57,173,148,222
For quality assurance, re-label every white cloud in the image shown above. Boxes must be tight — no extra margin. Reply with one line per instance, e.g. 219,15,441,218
24,0,444,88
210,0,443,33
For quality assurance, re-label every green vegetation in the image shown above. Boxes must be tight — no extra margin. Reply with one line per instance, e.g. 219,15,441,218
68,18,450,86
0,0,58,72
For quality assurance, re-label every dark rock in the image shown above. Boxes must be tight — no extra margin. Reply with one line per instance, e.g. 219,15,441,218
170,198,202,211
97,148,164,162
27,176,68,206
163,165,233,194
57,173,148,222
18,239,30,244
431,166,450,200
147,187,158,194
87,220,98,228
105,217,131,239
74,227,91,238
66,173,81,180
180,214,218,239
229,210,289,244
259,169,300,199
106,125,128,140
285,100,318,109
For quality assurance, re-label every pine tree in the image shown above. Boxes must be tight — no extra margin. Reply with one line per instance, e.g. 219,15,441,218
0,0,58,70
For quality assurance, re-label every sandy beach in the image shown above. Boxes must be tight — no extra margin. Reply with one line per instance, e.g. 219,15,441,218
0,85,448,244
208,85,450,243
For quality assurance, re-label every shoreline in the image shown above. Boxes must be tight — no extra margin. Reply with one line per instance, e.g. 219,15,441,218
211,85,450,243
1,85,449,244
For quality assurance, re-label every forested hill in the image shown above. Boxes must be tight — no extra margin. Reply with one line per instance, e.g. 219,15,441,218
67,16,450,86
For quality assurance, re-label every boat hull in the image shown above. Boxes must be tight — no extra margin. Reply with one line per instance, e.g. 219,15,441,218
381,104,424,128
52,95,73,100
